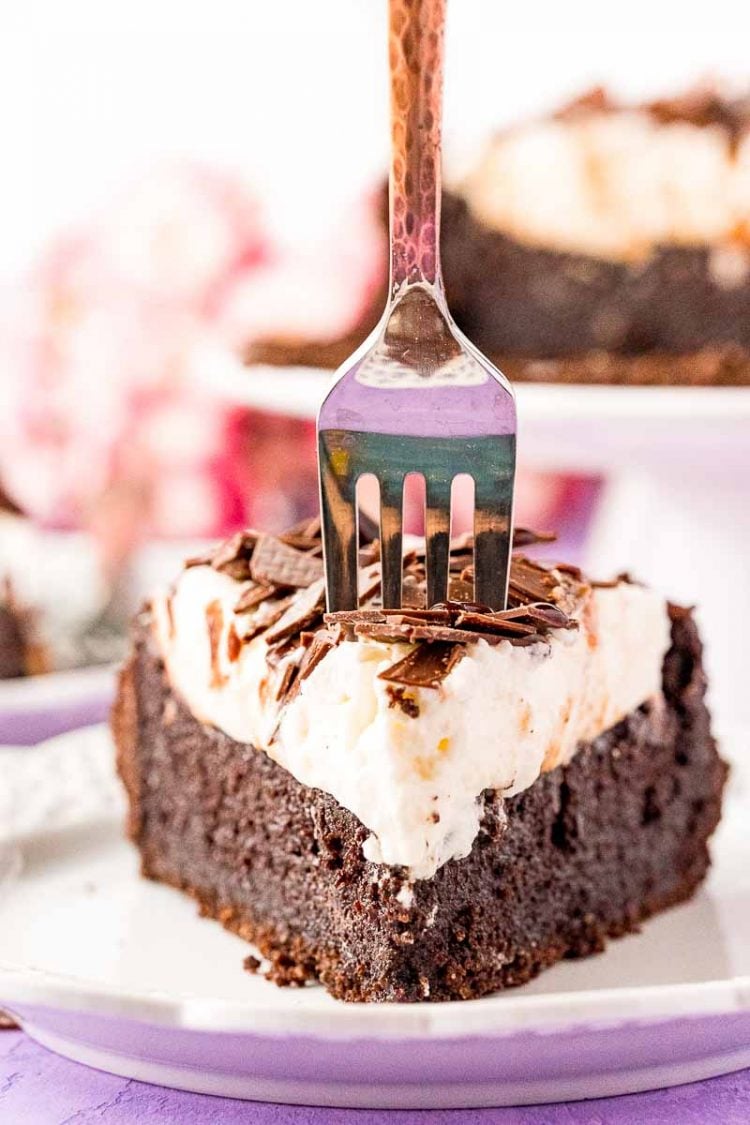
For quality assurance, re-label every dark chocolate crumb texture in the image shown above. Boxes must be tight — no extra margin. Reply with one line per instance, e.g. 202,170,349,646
113,521,727,1001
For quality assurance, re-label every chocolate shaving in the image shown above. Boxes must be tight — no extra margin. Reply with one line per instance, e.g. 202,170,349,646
358,511,380,544
239,596,295,643
354,622,416,644
379,607,454,624
359,542,381,567
206,600,227,688
235,582,281,613
325,608,386,626
447,577,475,603
281,514,321,541
226,623,243,663
276,626,343,708
185,547,218,569
187,519,594,707
453,610,539,636
409,624,507,645
433,598,492,614
211,531,259,580
512,528,557,547
554,561,585,581
275,660,299,703
278,531,325,554
358,563,382,604
298,631,338,681
510,602,576,630
165,593,176,639
265,578,325,644
401,574,426,609
386,685,420,718
357,621,503,646
508,556,563,605
378,642,466,689
511,634,550,649
250,535,324,589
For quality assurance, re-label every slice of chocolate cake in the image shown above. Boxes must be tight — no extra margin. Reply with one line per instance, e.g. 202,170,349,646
247,86,750,385
113,521,726,1002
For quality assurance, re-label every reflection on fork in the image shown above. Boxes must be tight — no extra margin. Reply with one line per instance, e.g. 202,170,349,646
318,0,516,613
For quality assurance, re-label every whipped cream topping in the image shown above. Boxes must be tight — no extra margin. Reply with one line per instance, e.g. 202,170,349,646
152,564,671,880
463,112,750,261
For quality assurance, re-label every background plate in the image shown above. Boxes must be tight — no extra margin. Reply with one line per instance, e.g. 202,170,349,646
0,666,115,745
192,352,750,474
0,724,748,1107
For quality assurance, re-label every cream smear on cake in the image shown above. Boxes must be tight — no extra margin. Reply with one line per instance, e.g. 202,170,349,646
463,113,750,261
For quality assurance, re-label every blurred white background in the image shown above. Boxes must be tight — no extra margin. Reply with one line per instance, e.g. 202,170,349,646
4,0,750,279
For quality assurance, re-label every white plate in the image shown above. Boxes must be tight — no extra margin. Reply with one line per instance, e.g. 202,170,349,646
0,664,115,713
0,724,748,1108
0,665,115,746
191,350,750,473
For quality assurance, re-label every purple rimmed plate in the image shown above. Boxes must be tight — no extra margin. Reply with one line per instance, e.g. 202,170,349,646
0,724,748,1108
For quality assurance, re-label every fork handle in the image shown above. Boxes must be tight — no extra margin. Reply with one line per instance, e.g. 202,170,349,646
388,0,445,295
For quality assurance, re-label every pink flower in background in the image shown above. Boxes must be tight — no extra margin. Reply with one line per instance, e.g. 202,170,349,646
0,164,383,549
95,164,267,311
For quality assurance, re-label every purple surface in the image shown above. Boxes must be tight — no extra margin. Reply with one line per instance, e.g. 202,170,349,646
2,686,749,1120
0,694,112,746
1,1031,749,1124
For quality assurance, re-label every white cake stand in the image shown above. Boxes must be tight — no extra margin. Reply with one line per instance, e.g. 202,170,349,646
190,348,750,726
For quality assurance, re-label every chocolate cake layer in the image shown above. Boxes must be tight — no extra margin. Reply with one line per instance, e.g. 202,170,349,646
113,605,726,1003
245,330,750,387
244,193,750,385
439,192,750,360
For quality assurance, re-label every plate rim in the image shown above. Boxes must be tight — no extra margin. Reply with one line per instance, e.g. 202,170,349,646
2,953,749,1042
189,345,750,424
0,663,116,712
1,723,749,1042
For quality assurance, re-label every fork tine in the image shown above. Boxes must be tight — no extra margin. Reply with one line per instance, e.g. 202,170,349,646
474,475,514,611
379,474,405,609
425,476,452,607
319,450,358,612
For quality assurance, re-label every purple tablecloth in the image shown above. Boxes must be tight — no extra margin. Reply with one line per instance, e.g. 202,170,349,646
2,686,749,1122
1,1030,749,1123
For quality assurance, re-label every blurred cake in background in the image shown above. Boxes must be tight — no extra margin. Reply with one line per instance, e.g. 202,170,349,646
443,86,750,385
0,165,385,671
0,581,36,680
0,164,384,542
248,85,750,386
0,484,46,679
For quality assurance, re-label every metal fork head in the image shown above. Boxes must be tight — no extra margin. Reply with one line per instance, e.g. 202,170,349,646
318,284,516,613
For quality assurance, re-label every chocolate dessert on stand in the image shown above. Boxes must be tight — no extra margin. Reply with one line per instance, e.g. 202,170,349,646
247,86,750,386
113,521,726,1001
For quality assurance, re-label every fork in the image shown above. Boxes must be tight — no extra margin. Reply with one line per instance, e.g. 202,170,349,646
318,0,516,613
